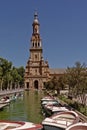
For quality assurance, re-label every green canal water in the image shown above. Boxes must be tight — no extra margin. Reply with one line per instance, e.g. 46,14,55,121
0,90,45,123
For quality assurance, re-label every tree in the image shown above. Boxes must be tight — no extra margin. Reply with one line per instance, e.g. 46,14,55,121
0,57,25,90
0,66,3,90
17,66,25,87
65,61,87,105
0,57,12,90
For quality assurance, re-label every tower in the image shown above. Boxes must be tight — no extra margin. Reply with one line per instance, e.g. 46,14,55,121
24,12,50,90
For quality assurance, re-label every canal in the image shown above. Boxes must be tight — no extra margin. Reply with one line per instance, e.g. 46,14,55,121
0,90,45,123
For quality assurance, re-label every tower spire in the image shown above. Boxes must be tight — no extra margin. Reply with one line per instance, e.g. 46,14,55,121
32,11,40,34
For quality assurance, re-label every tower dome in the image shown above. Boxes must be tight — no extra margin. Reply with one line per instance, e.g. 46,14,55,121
33,12,39,24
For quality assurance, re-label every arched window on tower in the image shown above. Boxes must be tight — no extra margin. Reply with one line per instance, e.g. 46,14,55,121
38,42,40,47
35,43,37,48
35,69,37,75
33,42,34,47
35,54,37,60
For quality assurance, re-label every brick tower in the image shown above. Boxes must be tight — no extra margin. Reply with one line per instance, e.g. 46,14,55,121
24,12,50,90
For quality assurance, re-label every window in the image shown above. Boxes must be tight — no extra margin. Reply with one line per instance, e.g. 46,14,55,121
38,42,40,47
35,54,37,59
33,43,34,47
35,43,37,47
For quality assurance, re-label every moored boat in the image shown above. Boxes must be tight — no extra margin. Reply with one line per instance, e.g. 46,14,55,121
41,96,60,108
0,120,43,130
42,110,79,130
0,96,11,104
41,96,54,102
41,100,59,107
66,122,87,130
44,104,69,117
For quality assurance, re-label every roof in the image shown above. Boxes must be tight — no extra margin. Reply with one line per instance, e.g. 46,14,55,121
49,68,66,74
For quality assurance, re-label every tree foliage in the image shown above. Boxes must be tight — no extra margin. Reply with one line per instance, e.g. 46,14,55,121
0,57,25,90
45,61,87,105
64,62,87,105
45,75,64,94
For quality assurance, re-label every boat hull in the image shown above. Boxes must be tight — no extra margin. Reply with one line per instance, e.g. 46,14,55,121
43,124,65,130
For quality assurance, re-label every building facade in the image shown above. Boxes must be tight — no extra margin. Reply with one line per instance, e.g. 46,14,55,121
24,12,65,90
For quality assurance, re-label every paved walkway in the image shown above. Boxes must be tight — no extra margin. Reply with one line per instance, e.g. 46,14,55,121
0,89,24,96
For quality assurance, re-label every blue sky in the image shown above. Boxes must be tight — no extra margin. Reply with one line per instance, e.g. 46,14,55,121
0,0,87,69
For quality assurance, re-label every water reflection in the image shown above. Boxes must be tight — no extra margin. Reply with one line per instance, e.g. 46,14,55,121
0,90,44,123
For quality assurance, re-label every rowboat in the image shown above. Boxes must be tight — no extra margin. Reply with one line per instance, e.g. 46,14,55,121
66,122,87,130
42,110,79,130
0,120,43,130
